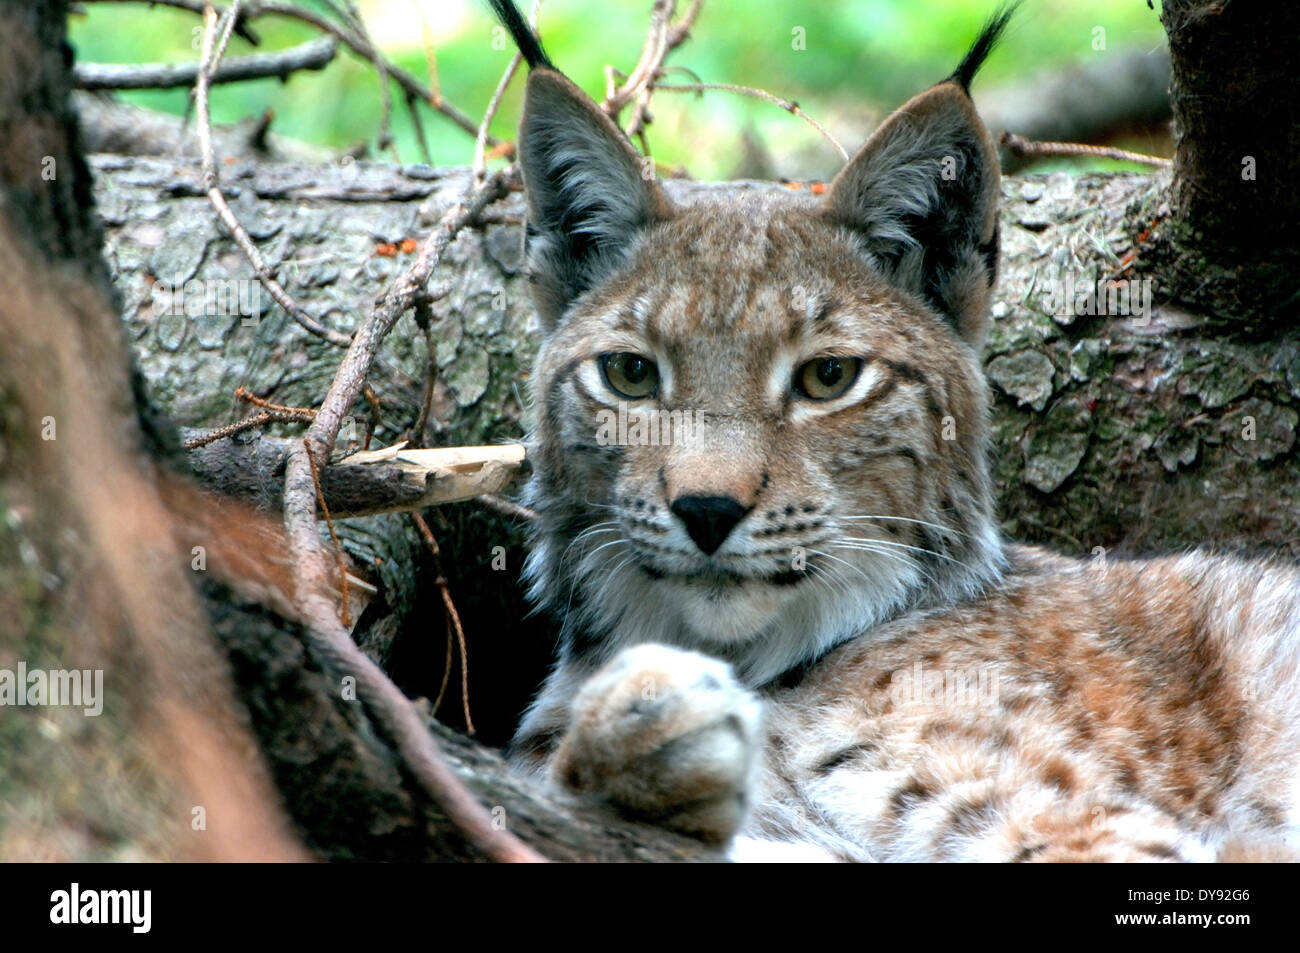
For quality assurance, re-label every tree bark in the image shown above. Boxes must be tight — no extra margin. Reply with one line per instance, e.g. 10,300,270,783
1162,0,1299,255
1156,0,1300,327
0,0,301,862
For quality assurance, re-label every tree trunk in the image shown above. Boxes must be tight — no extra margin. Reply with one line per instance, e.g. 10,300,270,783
1163,0,1299,255
1156,0,1300,327
0,0,301,862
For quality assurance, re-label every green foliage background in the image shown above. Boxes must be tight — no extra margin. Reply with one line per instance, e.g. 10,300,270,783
69,0,1167,179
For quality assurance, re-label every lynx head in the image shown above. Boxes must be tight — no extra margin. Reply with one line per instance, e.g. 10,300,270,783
510,7,1012,685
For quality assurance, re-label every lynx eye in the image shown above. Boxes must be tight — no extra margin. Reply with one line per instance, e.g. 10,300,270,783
795,357,861,401
600,352,659,399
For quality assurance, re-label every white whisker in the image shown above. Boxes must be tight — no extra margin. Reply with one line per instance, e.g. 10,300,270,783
606,551,640,581
827,539,939,588
587,536,631,560
560,520,620,567
807,549,871,600
839,514,970,538
833,535,973,572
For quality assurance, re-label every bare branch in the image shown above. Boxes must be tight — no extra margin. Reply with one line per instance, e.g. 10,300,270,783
182,411,307,449
411,510,475,734
90,0,498,145
406,91,434,166
182,433,525,517
476,493,539,522
334,0,396,159
275,163,533,860
473,56,522,181
620,0,704,141
999,131,1171,168
76,35,337,89
602,0,674,119
304,436,353,628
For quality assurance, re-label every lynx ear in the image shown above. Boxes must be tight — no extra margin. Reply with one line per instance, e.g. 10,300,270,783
824,81,1001,348
519,69,672,330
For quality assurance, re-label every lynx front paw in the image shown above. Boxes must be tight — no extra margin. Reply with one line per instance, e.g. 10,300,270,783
552,643,763,845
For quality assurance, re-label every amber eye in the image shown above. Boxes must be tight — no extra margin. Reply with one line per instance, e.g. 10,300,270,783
795,356,861,400
600,352,659,399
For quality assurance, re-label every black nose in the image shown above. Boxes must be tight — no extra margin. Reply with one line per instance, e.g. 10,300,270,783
670,495,750,556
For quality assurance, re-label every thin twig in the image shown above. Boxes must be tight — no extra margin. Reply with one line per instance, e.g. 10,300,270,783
361,382,383,449
476,494,537,522
336,0,396,160
656,82,849,161
999,131,1171,168
470,207,526,226
182,410,305,449
234,385,317,418
193,3,352,347
411,510,474,735
76,35,337,89
602,0,673,120
97,0,263,41
406,92,434,166
420,13,442,112
473,60,520,181
622,0,704,141
410,320,439,444
665,0,704,46
433,614,454,715
305,438,352,629
204,0,239,68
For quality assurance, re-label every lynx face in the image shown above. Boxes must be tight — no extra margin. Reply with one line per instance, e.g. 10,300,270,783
517,60,1007,684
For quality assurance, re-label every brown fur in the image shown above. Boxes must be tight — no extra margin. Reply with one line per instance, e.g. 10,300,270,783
757,547,1299,860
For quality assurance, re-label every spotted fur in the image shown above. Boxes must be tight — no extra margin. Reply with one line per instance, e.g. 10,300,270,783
491,1,1300,861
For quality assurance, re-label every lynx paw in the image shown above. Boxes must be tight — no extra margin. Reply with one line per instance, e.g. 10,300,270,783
552,643,763,845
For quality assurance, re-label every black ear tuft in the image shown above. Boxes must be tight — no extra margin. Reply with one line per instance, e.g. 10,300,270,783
823,8,1014,349
518,71,672,329
485,0,553,70
486,1,671,330
950,3,1018,91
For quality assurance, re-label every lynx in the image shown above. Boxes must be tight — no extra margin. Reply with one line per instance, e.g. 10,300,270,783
488,0,1300,861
